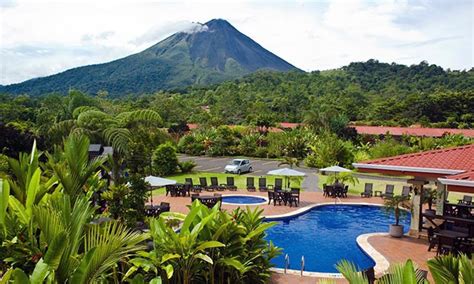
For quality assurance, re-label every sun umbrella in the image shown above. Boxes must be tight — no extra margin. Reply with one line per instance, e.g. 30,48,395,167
318,165,352,173
267,168,306,189
144,176,177,187
143,176,177,205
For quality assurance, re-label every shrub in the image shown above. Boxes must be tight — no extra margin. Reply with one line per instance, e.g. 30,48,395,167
305,132,354,168
178,160,197,173
152,143,178,176
178,134,205,155
0,154,9,173
255,147,268,158
369,137,411,159
129,201,281,283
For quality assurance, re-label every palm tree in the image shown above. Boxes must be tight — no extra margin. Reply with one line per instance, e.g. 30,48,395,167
427,254,473,284
278,156,300,169
3,194,147,283
47,134,107,202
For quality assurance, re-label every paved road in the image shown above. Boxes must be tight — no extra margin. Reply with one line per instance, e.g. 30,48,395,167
178,155,320,191
178,155,409,192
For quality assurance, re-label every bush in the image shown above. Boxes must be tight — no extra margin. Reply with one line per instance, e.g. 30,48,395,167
255,147,268,158
369,137,411,159
129,201,281,283
0,154,9,173
152,143,178,176
178,134,205,155
178,160,197,173
305,132,354,168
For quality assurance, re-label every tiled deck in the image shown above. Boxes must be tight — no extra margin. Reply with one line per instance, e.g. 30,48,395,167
151,190,435,283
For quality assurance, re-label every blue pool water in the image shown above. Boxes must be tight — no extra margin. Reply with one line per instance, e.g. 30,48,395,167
265,204,411,273
222,195,267,204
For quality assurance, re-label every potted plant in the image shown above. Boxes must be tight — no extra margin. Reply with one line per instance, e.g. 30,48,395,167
384,195,410,238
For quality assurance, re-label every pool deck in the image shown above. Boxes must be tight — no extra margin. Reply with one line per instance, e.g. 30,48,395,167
151,190,435,283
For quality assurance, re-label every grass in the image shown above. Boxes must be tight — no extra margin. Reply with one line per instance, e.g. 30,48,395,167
318,174,408,195
318,174,467,203
152,172,303,196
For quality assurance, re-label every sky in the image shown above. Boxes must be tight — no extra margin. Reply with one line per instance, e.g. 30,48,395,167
0,0,473,85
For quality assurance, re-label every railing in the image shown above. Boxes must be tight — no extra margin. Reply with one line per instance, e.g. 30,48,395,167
301,256,305,276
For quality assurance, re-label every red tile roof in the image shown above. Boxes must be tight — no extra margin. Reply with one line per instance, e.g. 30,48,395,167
446,171,474,181
279,122,301,129
360,144,474,171
354,126,474,138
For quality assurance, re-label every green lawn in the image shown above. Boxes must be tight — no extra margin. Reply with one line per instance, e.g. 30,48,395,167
153,172,303,196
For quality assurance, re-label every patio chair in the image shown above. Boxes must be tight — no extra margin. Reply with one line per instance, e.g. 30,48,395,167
267,191,275,205
258,178,268,192
247,177,256,192
401,186,411,198
290,188,300,205
427,227,438,252
165,185,178,197
458,195,472,205
225,176,238,191
160,202,170,211
185,178,201,192
322,183,327,196
199,177,212,192
210,177,225,191
342,185,348,198
274,178,283,191
380,185,394,199
361,183,373,197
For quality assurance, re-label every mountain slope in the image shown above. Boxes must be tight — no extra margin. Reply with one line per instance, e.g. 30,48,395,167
1,19,299,96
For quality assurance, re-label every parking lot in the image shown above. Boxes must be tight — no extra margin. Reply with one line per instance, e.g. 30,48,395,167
178,155,319,191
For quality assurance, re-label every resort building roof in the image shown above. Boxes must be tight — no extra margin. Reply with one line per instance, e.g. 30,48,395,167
354,125,474,138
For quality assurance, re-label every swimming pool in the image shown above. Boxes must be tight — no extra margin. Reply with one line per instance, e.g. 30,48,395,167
265,204,411,273
222,195,267,205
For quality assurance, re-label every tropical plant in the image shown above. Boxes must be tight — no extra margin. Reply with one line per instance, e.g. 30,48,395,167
278,156,300,169
384,195,411,226
1,194,148,283
328,259,428,284
152,143,178,176
422,188,438,211
178,160,197,173
47,134,107,202
326,172,359,186
127,201,280,284
427,253,473,284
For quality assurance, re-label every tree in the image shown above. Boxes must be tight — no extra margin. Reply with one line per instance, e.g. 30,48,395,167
152,143,178,176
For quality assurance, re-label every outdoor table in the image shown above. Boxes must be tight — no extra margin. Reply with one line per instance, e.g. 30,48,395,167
435,230,469,239
374,190,382,197
145,205,170,217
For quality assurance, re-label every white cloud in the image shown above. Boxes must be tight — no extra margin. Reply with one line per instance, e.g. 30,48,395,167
0,0,472,85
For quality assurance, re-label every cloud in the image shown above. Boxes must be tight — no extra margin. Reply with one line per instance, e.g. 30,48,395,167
181,23,208,34
131,21,205,46
0,0,472,84
81,31,115,42
396,36,463,48
0,0,17,8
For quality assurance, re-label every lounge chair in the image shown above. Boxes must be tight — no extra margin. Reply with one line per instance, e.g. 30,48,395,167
380,185,394,199
458,195,472,205
246,177,256,192
225,177,237,191
199,177,212,192
258,178,268,192
210,177,225,191
185,178,201,192
401,186,411,198
361,183,373,197
165,185,178,197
